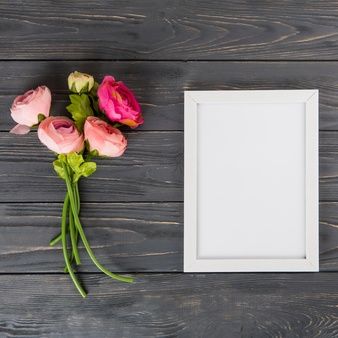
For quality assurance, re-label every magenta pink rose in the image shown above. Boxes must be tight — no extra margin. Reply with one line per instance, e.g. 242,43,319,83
97,75,143,128
38,116,84,154
10,86,52,134
84,116,127,157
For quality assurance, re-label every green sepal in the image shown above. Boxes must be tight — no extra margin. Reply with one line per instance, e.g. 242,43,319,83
81,83,89,94
84,142,99,161
31,114,47,128
70,83,77,93
89,149,99,157
38,114,46,123
87,150,99,162
84,140,99,157
66,94,93,131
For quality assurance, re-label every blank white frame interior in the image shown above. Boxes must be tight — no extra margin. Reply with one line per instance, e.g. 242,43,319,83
184,90,319,272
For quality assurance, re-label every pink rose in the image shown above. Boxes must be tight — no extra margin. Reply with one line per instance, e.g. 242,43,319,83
10,86,52,134
97,75,143,128
84,117,127,157
38,116,84,154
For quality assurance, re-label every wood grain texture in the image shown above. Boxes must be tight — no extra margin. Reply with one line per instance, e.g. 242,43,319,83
2,61,338,131
1,0,338,335
1,201,338,272
0,203,183,272
2,0,338,60
320,132,338,201
2,131,338,202
0,132,183,202
319,201,338,270
1,273,338,337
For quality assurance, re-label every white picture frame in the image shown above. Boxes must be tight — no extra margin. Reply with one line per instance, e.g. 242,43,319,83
184,90,319,272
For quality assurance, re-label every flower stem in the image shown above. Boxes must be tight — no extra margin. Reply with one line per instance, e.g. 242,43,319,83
73,181,80,254
61,193,87,298
49,233,62,246
69,207,81,265
61,161,133,284
65,164,80,265
75,182,80,213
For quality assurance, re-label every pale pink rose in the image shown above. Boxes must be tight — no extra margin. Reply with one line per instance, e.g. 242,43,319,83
38,116,84,154
10,86,51,134
97,75,143,128
84,116,127,157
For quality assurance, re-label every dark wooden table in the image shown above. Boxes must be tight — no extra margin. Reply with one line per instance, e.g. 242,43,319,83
1,1,338,337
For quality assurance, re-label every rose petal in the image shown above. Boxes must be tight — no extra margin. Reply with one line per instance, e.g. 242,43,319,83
9,124,31,135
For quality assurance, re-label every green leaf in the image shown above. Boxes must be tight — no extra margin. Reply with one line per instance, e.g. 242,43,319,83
53,159,66,180
66,93,93,131
67,152,84,172
80,162,96,177
64,152,97,182
73,161,96,182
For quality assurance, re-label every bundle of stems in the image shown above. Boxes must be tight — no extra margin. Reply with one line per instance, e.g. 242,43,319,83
50,159,133,298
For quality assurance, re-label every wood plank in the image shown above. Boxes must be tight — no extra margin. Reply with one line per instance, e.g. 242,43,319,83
320,131,338,201
319,201,338,270
2,61,338,131
1,201,338,272
2,130,338,202
0,202,183,272
1,1,338,60
0,273,338,337
0,132,183,202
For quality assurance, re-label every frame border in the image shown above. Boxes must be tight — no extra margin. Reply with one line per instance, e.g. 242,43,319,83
184,90,319,272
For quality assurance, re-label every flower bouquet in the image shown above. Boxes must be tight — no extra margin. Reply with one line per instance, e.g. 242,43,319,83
9,72,143,297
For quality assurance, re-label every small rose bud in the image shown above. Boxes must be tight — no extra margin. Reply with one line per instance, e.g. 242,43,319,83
68,71,94,94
